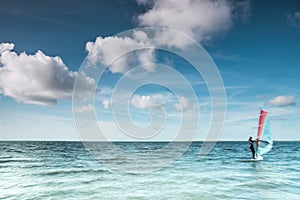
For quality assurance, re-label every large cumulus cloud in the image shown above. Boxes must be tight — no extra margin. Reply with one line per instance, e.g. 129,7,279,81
0,43,95,105
85,0,251,72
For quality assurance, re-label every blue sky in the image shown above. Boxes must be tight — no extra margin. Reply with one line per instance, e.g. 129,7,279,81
0,0,299,141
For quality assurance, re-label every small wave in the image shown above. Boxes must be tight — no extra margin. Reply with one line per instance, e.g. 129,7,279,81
0,155,13,159
35,168,111,176
0,158,32,163
7,149,25,153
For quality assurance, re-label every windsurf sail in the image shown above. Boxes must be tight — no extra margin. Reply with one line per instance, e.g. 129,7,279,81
256,110,273,156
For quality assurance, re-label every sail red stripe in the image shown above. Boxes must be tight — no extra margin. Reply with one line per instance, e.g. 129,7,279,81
257,110,267,149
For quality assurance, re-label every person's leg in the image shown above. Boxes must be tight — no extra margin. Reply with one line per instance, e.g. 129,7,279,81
251,148,255,159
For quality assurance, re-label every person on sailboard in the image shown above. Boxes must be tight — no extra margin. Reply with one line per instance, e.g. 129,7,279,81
249,136,256,159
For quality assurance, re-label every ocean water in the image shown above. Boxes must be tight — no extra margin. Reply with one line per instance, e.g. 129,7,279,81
0,141,299,199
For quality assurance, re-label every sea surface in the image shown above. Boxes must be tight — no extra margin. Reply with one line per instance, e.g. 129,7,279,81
0,141,299,199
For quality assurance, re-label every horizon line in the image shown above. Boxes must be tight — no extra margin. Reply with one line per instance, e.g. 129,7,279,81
0,140,299,142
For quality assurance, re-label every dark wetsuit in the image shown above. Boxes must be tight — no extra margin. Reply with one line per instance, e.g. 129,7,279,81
249,139,255,159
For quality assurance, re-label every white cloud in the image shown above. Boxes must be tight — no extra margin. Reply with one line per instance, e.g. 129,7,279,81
0,43,95,105
0,43,14,54
73,104,94,113
131,95,156,110
137,0,250,45
0,1,251,107
173,96,191,111
85,34,155,74
266,96,296,107
102,99,110,109
85,0,251,73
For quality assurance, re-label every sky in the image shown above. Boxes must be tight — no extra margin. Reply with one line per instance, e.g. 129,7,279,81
0,0,299,141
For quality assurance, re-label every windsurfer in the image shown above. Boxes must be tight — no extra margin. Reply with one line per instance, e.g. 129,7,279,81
249,136,256,159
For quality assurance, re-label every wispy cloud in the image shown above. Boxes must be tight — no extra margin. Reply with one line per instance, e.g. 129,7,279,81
233,0,251,23
97,87,113,96
212,52,248,62
257,94,269,100
287,11,300,28
73,104,94,113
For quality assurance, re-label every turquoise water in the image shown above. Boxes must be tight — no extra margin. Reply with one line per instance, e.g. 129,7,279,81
0,141,299,199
